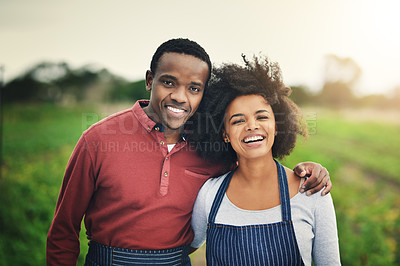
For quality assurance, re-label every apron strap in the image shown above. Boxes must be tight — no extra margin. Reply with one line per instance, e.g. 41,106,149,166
275,159,292,221
207,160,292,223
208,168,237,223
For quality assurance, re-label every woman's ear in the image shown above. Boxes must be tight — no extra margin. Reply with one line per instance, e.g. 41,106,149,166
222,130,230,143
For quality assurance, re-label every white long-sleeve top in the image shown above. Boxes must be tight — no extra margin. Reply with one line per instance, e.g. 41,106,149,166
191,172,341,266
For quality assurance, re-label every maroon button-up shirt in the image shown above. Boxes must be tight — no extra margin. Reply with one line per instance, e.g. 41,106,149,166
47,100,224,265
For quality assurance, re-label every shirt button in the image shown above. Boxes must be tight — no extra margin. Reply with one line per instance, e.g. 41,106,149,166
164,172,168,177
147,126,151,131
160,141,165,145
166,156,169,160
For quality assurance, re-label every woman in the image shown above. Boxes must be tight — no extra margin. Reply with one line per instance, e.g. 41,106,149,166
190,55,340,265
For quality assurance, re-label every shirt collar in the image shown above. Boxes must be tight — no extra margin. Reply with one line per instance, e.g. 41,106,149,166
132,100,187,141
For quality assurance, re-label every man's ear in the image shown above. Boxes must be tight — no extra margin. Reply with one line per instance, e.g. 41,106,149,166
145,70,153,92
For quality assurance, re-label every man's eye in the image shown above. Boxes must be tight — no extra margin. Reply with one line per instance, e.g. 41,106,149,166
189,87,201,93
163,80,173,86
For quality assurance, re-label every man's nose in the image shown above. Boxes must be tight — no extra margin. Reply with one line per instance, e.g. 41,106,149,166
170,87,187,103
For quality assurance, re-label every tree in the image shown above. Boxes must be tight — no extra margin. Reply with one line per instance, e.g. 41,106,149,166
323,54,361,88
109,79,149,102
3,62,124,103
3,62,71,102
288,85,314,106
317,82,355,107
3,74,47,102
317,55,362,107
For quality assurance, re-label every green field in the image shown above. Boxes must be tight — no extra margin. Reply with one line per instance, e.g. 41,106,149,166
1,104,399,265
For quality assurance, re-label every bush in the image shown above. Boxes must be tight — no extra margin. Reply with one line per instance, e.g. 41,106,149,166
108,79,149,102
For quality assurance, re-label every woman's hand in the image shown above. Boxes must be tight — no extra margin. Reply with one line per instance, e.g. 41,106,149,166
293,162,331,196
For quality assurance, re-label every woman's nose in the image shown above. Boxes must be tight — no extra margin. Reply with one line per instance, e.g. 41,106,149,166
245,119,259,131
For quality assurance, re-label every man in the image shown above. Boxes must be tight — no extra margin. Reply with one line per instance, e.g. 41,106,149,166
47,38,331,265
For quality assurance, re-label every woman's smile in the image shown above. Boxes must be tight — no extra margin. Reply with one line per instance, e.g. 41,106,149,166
242,134,266,147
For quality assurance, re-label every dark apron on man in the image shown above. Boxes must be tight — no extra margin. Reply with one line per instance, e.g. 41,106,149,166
85,242,191,265
206,160,305,265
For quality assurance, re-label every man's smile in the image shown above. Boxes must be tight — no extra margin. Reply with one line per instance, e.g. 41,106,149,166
165,105,188,118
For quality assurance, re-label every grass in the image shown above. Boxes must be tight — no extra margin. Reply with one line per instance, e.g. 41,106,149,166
1,103,92,265
283,107,400,265
1,103,399,265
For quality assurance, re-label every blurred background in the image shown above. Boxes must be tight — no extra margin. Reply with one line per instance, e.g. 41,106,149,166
1,0,399,265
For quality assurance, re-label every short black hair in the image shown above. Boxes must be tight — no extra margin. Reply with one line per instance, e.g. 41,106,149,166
191,55,308,170
150,38,212,85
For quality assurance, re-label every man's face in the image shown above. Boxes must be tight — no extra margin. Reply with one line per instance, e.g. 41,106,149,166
144,52,209,131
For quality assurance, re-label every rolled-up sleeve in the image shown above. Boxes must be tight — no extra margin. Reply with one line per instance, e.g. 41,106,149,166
46,134,95,265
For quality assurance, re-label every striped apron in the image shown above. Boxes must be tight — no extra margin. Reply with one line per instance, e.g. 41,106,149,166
206,160,305,265
84,241,191,266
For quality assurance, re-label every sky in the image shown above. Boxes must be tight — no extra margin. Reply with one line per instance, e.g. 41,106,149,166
1,0,400,96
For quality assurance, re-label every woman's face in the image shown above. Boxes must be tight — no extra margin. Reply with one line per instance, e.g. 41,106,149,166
223,94,276,161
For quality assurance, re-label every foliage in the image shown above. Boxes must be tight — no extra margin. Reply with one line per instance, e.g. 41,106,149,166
3,58,400,110
0,103,90,265
109,79,149,102
323,54,362,87
288,85,314,106
356,94,393,109
315,81,356,107
283,108,400,265
2,61,146,104
394,214,400,265
288,83,400,110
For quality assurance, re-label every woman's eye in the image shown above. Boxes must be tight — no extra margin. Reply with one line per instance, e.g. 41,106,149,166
258,116,269,120
232,119,245,125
